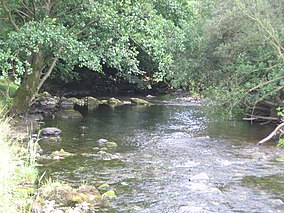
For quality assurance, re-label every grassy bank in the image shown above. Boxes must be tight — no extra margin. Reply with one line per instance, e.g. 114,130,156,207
0,117,38,212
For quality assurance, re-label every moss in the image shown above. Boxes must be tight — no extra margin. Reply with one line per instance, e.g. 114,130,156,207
14,186,35,196
50,149,74,159
130,98,151,105
106,141,118,148
48,136,62,142
102,190,116,198
71,195,84,203
108,97,123,105
98,183,110,191
276,156,284,161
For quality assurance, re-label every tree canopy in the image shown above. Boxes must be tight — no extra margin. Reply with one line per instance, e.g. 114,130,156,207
0,0,283,119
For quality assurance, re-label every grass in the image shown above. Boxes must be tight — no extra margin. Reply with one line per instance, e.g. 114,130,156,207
0,116,38,213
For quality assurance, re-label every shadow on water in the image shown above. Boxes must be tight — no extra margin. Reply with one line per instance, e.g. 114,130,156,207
38,97,284,212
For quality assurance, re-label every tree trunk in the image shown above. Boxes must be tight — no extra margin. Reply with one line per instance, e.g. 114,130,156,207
11,53,45,115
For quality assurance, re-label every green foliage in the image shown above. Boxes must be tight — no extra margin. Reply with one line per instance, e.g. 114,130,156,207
277,106,284,118
190,0,284,117
277,138,284,148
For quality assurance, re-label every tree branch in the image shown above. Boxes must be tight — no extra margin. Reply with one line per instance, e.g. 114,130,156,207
1,0,20,32
36,48,63,93
248,75,284,92
257,122,284,145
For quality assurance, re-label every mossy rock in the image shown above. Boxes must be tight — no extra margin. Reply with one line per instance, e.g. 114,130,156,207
59,97,75,109
93,147,100,151
98,183,110,191
106,141,118,148
37,182,73,206
130,98,151,105
87,96,101,108
100,147,108,151
47,136,62,143
102,190,116,199
276,156,284,161
108,97,123,105
50,149,75,160
72,185,102,205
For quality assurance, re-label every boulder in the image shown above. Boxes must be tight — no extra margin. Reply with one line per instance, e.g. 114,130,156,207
67,97,85,106
41,127,62,136
55,109,83,119
108,97,123,105
130,98,151,105
37,182,73,206
72,185,102,205
35,92,60,110
87,96,101,110
59,97,74,110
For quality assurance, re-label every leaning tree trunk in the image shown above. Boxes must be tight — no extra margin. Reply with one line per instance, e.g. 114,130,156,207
11,53,45,115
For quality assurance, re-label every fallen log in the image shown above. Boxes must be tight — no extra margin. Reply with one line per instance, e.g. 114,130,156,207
243,115,279,121
257,122,284,145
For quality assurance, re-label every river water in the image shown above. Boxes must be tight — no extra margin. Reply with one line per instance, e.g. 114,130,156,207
39,95,284,213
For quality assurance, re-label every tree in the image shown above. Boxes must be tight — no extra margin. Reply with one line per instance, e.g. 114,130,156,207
196,0,284,118
0,0,183,114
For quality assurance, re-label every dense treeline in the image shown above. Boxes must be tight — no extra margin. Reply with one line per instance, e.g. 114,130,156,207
0,0,283,119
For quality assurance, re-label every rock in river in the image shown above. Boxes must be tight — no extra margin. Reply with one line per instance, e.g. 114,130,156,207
55,109,83,119
130,98,151,105
97,138,108,145
108,97,124,105
41,127,62,136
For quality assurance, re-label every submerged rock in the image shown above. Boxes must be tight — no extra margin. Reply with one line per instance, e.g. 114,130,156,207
55,109,83,119
97,151,121,160
47,136,62,143
130,98,151,105
41,127,62,136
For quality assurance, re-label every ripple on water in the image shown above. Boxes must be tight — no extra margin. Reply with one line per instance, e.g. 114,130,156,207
39,100,284,212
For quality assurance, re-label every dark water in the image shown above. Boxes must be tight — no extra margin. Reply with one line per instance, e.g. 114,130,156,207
38,96,284,212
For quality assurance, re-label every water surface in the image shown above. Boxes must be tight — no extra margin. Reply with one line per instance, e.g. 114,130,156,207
39,96,284,212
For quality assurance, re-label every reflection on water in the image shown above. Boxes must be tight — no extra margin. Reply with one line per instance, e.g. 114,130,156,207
39,97,284,212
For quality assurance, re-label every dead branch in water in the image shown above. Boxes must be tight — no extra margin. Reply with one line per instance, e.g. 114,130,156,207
257,122,284,145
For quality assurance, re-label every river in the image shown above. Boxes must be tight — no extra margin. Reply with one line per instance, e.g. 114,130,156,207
39,95,284,212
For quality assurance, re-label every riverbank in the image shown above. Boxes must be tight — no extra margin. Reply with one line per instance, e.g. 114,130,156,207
0,118,38,212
